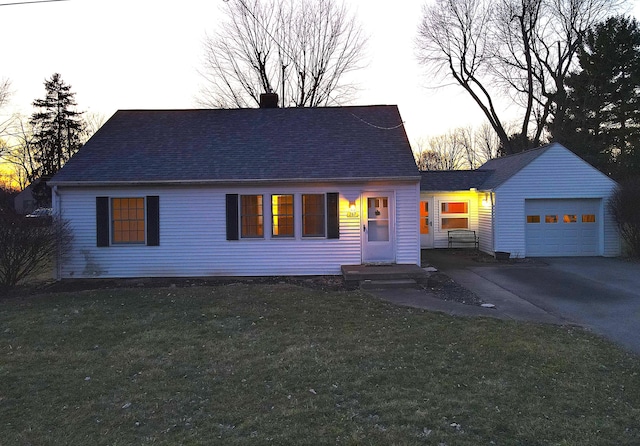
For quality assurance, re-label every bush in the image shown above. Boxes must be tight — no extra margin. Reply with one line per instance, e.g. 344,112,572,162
609,177,640,257
0,211,72,296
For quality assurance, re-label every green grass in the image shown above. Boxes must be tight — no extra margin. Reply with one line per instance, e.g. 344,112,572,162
1,284,639,445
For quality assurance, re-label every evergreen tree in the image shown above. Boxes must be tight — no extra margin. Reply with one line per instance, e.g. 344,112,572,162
551,16,640,179
30,73,84,180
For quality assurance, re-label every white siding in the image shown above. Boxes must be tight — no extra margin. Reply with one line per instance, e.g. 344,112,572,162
56,181,419,279
395,182,421,264
477,192,494,254
493,144,620,257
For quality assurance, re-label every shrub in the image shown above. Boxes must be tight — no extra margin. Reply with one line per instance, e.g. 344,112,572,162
0,211,72,295
609,177,640,257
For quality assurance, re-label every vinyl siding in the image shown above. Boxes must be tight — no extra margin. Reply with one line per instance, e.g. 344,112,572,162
477,192,494,254
493,144,620,257
55,181,419,279
395,182,421,264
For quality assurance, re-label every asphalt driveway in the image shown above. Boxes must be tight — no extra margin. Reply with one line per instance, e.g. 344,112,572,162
453,255,640,355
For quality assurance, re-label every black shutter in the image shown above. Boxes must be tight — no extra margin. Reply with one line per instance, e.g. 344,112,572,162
146,196,160,246
327,192,339,239
96,196,110,247
226,194,239,240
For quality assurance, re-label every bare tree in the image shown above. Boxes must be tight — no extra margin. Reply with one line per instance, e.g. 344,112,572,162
0,78,12,158
3,115,39,189
416,0,623,154
198,0,367,108
81,111,106,143
474,122,500,164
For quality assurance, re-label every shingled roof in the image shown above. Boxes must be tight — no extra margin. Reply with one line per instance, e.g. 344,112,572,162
50,106,419,185
420,145,553,191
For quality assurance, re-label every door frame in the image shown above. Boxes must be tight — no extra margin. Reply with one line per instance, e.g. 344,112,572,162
420,196,434,249
361,191,396,264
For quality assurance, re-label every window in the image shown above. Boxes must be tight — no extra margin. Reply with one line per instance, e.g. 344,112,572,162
441,202,468,214
563,214,577,223
302,194,325,237
527,215,541,223
112,198,145,243
225,192,338,241
272,194,294,237
582,214,596,223
441,201,469,229
241,195,263,238
96,196,159,247
442,218,469,229
545,215,558,223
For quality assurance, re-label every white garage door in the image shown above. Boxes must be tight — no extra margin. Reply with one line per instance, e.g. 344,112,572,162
525,199,600,256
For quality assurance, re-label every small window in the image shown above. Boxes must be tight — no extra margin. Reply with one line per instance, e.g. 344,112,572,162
527,215,541,223
563,214,577,223
241,195,263,238
272,194,294,237
442,217,468,229
545,215,558,223
302,194,326,237
112,198,145,244
582,214,596,223
441,202,468,214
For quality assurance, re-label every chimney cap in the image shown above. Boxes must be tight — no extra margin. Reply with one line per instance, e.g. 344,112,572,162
259,93,279,108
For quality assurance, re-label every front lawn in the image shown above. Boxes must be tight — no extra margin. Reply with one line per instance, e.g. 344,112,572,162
1,283,639,445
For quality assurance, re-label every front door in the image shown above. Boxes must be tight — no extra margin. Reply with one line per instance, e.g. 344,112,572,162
362,193,395,263
420,198,434,248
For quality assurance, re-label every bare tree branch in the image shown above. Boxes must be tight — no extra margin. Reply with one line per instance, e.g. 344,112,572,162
416,0,623,154
198,0,367,108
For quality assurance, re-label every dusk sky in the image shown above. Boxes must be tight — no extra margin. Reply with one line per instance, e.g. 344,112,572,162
1,0,639,145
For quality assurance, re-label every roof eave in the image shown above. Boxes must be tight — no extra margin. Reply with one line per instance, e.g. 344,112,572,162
49,176,422,188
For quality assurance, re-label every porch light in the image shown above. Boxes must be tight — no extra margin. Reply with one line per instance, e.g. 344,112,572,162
482,193,491,208
347,201,359,217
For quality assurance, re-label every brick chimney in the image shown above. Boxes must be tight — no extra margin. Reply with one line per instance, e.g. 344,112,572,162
259,93,279,108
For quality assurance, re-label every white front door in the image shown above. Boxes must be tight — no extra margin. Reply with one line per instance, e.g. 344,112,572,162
362,192,395,263
420,197,434,248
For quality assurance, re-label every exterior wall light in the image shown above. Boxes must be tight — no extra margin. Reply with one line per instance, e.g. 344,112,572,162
347,201,359,217
481,193,491,208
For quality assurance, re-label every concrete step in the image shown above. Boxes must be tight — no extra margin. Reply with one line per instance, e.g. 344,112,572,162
359,279,419,290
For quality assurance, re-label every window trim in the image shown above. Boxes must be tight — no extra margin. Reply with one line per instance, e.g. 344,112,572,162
111,197,146,245
302,193,327,238
240,194,264,239
440,200,469,230
272,194,295,238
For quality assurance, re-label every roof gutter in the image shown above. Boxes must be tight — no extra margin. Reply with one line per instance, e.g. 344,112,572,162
48,175,422,188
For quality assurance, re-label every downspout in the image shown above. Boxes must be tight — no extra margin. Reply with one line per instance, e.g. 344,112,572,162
490,191,496,254
52,186,62,281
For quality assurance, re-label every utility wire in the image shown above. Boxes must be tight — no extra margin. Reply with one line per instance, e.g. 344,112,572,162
0,0,67,6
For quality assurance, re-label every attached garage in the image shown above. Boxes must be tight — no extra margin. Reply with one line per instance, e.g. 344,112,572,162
525,199,600,256
420,143,622,258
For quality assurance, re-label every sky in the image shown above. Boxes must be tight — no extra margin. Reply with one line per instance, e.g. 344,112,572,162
1,0,639,147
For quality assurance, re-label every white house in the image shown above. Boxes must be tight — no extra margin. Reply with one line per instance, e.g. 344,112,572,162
48,101,422,279
420,143,621,258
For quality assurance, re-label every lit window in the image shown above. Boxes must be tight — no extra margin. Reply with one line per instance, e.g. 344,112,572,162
441,202,468,214
582,214,596,223
442,217,468,229
563,214,577,223
420,201,430,234
545,215,558,223
527,215,541,223
241,195,263,238
441,201,469,229
112,198,145,244
272,194,294,237
302,194,325,237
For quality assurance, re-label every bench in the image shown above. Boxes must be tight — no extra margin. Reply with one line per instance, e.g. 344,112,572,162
448,230,479,249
